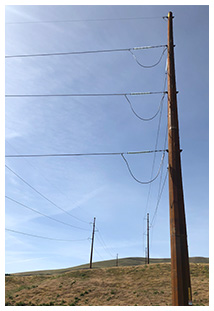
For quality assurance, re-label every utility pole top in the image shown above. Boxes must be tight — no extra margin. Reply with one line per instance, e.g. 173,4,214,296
168,11,174,18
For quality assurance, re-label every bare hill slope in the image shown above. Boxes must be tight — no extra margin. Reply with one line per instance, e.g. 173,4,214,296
5,261,209,306
12,256,209,276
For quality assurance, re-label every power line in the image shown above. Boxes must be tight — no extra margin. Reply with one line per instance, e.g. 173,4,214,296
149,128,167,249
142,68,167,249
5,164,89,224
5,228,88,242
5,149,167,158
96,228,115,258
149,115,168,233
96,235,113,258
157,123,168,197
5,196,90,231
129,47,167,69
150,168,168,227
5,16,165,25
5,44,167,59
5,140,81,214
124,92,166,121
87,239,104,260
143,69,167,213
5,91,166,98
121,152,165,184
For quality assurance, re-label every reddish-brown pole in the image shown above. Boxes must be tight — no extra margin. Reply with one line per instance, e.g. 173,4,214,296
89,217,96,269
167,11,192,306
147,213,149,264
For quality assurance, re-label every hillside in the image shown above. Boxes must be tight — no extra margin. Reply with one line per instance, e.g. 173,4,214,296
11,256,209,276
5,260,209,306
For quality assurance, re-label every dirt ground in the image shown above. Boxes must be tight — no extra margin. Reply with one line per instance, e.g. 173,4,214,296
5,262,209,306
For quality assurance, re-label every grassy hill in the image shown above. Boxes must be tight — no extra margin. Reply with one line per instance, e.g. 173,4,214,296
11,256,209,276
5,258,209,306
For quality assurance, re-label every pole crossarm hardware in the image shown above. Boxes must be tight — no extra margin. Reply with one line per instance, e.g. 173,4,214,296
167,11,192,306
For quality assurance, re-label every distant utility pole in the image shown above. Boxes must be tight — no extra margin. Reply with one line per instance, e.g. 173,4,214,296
116,253,119,267
147,213,149,265
167,11,192,306
89,217,96,269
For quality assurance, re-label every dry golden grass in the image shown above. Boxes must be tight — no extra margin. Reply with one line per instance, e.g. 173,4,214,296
5,262,209,306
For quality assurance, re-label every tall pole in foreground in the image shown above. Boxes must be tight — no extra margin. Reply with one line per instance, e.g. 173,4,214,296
147,213,149,264
89,217,96,269
167,11,192,306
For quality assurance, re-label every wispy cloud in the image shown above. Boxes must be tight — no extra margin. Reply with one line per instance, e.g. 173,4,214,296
69,185,105,212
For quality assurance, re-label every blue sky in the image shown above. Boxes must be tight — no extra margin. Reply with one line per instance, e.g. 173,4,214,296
4,5,209,274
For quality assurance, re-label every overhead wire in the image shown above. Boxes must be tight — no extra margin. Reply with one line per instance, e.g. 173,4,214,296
5,16,166,25
121,152,165,185
5,164,90,225
129,46,167,69
5,140,83,217
124,92,165,121
5,228,88,242
86,238,104,260
5,195,90,231
149,124,168,249
5,15,169,263
5,45,167,59
96,228,115,258
142,62,167,251
148,60,168,249
150,168,168,227
5,149,167,158
93,247,104,260
95,235,114,259
5,91,166,98
5,164,89,224
143,66,167,214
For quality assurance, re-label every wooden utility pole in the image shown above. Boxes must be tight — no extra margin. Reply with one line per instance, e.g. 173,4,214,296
89,217,96,269
147,213,149,264
167,11,192,306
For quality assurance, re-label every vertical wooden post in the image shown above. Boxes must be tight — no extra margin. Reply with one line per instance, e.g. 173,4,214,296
89,217,96,269
167,11,192,306
147,213,149,264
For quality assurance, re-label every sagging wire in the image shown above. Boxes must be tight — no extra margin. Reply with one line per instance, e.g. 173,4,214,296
5,164,90,225
5,228,88,242
124,92,166,121
87,237,104,260
150,167,168,228
121,151,166,185
96,228,115,258
6,16,167,25
5,195,91,232
143,58,167,217
129,46,167,69
5,44,167,59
